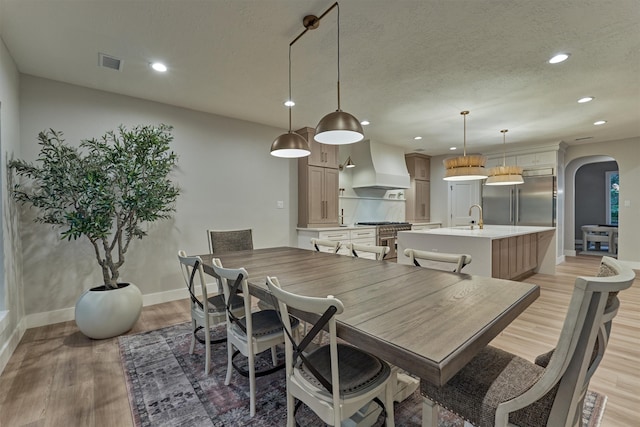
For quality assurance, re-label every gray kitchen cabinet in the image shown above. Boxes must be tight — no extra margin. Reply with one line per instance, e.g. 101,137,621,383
405,153,431,222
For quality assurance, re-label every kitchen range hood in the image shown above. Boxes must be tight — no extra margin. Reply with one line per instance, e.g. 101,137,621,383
350,140,410,189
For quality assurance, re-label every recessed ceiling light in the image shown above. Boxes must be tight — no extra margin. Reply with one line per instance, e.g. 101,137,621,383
284,100,295,107
449,147,457,151
414,136,422,140
360,120,370,126
577,96,594,103
593,120,607,126
150,62,167,72
549,53,570,64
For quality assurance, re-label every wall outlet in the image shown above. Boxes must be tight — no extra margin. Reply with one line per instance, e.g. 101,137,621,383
277,200,284,209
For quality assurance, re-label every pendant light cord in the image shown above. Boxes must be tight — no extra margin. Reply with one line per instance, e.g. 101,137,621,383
288,45,293,132
501,129,508,167
337,3,341,111
461,111,469,156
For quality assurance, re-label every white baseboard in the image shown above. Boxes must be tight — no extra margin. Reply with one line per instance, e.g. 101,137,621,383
25,287,190,329
0,316,26,376
617,259,640,270
556,254,566,265
564,250,577,257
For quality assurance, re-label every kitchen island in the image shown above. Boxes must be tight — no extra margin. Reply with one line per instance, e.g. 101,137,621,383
398,225,556,279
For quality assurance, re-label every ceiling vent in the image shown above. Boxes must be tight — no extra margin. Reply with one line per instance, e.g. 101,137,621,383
98,53,122,71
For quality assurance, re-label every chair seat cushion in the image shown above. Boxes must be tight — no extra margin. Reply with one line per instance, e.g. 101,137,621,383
420,345,558,427
206,294,243,313
299,343,390,396
234,309,299,337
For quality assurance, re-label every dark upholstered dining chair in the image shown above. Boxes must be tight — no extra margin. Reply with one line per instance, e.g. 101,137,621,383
420,256,635,427
207,228,253,254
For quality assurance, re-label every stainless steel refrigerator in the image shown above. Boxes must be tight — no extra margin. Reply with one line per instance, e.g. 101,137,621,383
482,170,556,226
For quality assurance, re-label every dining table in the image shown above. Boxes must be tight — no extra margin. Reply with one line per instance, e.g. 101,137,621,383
199,246,540,387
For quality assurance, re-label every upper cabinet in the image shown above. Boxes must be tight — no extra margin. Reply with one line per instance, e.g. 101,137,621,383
297,127,340,227
405,153,430,180
484,150,557,172
405,153,431,222
297,127,339,169
516,151,556,168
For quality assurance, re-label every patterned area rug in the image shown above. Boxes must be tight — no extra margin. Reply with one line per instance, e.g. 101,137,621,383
118,322,606,427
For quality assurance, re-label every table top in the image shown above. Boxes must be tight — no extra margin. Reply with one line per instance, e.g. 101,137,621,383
200,247,539,386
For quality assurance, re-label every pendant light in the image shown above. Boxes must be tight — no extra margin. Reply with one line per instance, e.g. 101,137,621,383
443,111,488,181
314,3,364,145
270,46,311,158
485,129,524,185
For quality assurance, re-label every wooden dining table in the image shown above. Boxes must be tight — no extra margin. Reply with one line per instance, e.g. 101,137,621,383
200,246,539,387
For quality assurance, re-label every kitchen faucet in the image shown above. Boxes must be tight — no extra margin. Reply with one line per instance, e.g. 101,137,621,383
469,204,484,229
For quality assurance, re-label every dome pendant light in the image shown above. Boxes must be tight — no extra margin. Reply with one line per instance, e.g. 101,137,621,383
443,111,488,181
270,45,310,158
314,3,364,145
485,129,524,185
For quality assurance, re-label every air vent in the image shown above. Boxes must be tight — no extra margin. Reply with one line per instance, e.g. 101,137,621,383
98,53,122,71
575,136,593,141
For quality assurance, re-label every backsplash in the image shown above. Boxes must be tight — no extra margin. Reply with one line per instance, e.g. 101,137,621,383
339,195,406,226
338,162,407,225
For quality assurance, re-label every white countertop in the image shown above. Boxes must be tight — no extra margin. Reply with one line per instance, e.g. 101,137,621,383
297,225,376,232
399,225,555,239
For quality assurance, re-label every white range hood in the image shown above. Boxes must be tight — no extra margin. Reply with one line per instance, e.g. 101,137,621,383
350,140,410,189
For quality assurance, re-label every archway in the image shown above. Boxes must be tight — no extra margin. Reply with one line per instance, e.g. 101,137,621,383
564,155,617,256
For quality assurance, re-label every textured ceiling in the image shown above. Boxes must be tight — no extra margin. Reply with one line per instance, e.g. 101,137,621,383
1,0,639,156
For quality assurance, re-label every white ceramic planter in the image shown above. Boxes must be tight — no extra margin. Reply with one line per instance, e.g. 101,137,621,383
75,282,143,339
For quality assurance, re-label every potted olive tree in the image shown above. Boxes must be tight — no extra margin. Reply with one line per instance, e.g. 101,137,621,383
9,124,180,339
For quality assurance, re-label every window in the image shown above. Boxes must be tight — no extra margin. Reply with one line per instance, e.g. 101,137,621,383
605,171,619,225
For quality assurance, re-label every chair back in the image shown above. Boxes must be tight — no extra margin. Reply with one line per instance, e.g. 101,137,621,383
310,238,341,254
495,256,635,426
346,242,390,261
208,229,253,254
178,250,212,312
266,277,345,408
210,261,253,335
403,248,472,272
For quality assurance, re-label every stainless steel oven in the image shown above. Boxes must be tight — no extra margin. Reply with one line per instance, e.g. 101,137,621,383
356,222,412,260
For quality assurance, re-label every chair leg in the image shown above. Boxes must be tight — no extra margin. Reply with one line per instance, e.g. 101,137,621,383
225,342,233,386
204,326,211,375
421,395,438,427
286,391,296,427
385,382,395,427
249,350,256,417
190,320,197,354
271,346,278,366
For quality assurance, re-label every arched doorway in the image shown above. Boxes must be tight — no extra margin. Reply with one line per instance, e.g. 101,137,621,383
564,155,618,256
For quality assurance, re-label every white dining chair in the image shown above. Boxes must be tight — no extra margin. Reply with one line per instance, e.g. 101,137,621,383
266,276,395,427
310,238,341,254
177,251,244,375
421,256,635,427
403,248,472,272
346,242,390,261
212,260,299,417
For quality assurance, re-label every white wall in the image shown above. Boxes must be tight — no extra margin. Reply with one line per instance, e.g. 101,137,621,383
0,35,26,375
18,75,298,317
564,138,640,266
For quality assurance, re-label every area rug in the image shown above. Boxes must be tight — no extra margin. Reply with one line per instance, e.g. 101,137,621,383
118,322,607,427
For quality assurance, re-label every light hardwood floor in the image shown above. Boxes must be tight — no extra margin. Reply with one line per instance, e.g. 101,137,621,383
0,255,637,426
